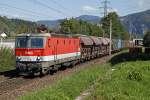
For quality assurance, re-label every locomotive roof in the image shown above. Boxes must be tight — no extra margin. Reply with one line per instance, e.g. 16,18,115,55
16,33,79,38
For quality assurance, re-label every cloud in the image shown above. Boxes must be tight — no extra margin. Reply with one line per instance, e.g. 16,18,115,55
82,5,98,12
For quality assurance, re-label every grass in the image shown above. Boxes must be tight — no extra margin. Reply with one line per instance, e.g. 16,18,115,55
88,53,150,100
0,47,15,72
20,64,109,100
20,51,150,100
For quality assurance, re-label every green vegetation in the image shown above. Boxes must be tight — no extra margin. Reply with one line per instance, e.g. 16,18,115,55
101,12,129,39
88,53,150,100
0,16,37,37
20,51,150,100
60,18,103,36
0,12,129,39
60,12,129,39
143,31,150,47
0,47,15,72
20,64,108,100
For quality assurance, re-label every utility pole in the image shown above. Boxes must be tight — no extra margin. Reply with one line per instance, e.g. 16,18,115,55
103,0,108,17
109,19,112,56
99,0,111,37
100,0,110,17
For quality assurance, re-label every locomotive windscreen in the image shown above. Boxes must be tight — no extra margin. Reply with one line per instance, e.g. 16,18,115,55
16,37,28,48
16,37,44,48
31,38,43,48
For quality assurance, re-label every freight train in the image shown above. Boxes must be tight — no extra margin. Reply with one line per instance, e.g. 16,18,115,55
15,32,129,76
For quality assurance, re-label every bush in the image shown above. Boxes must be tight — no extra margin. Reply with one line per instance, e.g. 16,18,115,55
127,70,142,81
0,47,15,72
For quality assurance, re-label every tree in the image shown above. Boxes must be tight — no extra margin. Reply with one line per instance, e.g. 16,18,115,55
143,31,150,47
60,18,103,36
101,12,129,39
0,16,37,36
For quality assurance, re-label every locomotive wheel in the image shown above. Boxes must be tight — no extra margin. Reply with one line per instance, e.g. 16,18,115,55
60,65,67,71
51,65,59,73
34,72,40,76
69,61,75,68
39,68,49,77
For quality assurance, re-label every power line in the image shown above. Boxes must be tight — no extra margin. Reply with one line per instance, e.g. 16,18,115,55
48,0,77,16
29,0,67,16
0,3,53,19
49,0,68,11
0,6,47,20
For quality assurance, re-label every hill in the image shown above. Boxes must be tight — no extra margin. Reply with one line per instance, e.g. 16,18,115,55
121,9,150,36
0,16,37,36
37,15,101,29
38,10,150,36
37,19,63,29
0,9,149,36
76,15,100,24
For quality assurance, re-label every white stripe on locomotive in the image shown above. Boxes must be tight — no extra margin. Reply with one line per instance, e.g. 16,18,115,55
16,52,81,62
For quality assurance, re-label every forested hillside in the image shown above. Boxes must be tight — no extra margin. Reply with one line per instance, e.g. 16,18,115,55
0,16,37,36
60,12,129,39
0,12,129,39
121,9,150,37
101,12,129,39
60,18,103,36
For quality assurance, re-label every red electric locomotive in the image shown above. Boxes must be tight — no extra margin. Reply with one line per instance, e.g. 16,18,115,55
15,33,81,75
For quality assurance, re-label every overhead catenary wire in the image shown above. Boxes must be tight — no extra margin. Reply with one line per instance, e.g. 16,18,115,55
28,0,68,16
45,0,77,16
0,3,54,20
0,6,49,20
0,6,36,20
49,0,68,11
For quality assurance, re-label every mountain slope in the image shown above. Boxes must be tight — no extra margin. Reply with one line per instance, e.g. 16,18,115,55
37,15,101,29
37,19,63,29
0,16,36,36
76,15,100,23
121,10,150,36
38,10,150,36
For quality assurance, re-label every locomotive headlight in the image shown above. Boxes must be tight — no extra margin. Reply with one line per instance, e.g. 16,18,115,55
37,56,41,61
17,57,21,61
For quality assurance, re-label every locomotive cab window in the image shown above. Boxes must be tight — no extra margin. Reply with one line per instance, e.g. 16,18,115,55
16,37,28,48
31,38,44,48
16,37,44,48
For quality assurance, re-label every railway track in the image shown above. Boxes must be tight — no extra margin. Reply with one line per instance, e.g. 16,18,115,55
0,55,109,100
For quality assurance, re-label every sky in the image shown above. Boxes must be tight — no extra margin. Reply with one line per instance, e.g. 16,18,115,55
0,0,150,21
